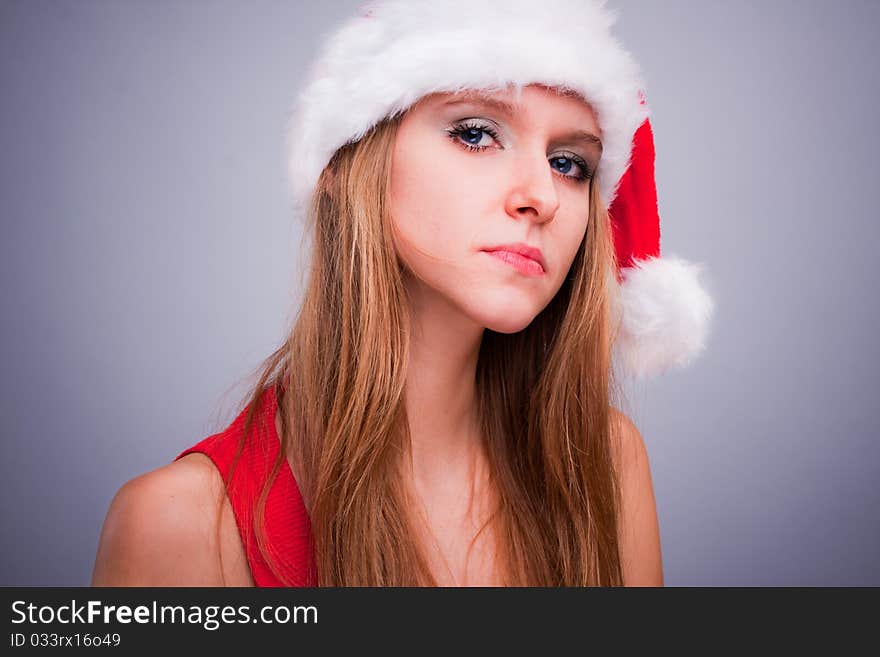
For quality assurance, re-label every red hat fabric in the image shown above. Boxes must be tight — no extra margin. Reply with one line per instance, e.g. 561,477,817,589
608,110,713,377
610,112,661,272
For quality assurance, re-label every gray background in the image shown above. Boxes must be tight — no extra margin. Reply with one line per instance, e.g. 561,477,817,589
1,0,877,586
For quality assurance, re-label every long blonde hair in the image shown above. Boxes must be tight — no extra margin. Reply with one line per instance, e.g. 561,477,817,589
229,110,625,586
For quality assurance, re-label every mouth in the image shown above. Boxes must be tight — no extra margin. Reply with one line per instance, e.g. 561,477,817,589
481,247,546,277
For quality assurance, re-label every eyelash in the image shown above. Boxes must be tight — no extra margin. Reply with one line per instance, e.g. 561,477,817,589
444,120,593,183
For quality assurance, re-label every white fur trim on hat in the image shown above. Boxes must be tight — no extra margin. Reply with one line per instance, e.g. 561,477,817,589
286,0,649,210
612,256,714,379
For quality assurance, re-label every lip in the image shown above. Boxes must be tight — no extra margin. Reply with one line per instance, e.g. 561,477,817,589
481,242,546,276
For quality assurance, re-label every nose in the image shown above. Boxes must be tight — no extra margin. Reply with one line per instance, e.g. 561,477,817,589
503,149,560,224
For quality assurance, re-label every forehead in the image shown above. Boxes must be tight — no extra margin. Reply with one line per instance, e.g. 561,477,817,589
421,85,598,127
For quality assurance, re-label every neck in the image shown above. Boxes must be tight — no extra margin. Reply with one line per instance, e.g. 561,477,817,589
402,273,485,490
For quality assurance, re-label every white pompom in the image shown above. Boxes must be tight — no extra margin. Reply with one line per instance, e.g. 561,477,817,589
612,256,714,379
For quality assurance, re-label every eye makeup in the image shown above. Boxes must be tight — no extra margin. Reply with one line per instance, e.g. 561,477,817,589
444,118,594,183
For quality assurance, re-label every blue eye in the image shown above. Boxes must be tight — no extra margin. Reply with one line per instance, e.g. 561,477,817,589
550,155,592,181
445,121,593,183
447,121,501,149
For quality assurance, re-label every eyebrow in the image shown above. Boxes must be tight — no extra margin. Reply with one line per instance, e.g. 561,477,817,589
559,130,603,154
441,92,519,117
439,92,603,153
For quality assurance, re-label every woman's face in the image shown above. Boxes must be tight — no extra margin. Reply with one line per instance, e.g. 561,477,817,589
389,83,602,333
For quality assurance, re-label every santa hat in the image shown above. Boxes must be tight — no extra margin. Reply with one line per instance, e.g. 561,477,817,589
285,0,713,378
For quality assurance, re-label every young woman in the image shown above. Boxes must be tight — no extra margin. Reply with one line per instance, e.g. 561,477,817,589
91,0,712,587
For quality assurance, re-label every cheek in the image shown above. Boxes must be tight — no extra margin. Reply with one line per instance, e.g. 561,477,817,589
561,212,590,263
546,207,590,286
390,139,485,269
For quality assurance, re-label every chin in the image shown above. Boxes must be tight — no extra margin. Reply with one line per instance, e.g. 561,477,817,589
482,317,536,334
469,299,541,334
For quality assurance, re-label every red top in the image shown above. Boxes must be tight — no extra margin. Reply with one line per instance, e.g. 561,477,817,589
174,386,317,587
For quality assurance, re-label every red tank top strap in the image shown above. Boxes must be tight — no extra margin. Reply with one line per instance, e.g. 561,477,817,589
175,385,317,587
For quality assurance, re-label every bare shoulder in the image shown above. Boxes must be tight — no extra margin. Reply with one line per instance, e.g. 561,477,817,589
610,408,664,587
91,453,252,587
610,409,648,473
